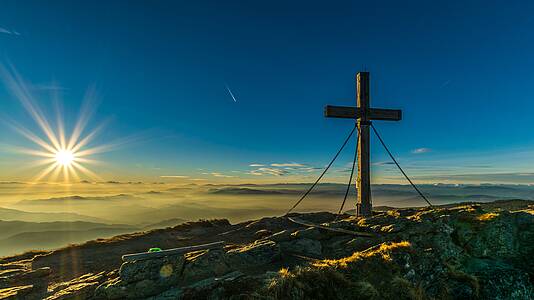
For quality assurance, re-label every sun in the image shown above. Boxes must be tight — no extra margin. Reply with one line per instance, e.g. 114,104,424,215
10,102,107,183
11,108,107,182
55,150,75,166
9,112,106,183
1,64,115,183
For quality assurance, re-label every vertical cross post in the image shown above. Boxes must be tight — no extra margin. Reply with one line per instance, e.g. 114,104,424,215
356,72,372,217
325,72,401,216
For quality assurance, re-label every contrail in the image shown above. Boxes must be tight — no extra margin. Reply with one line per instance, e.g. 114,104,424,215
225,84,237,102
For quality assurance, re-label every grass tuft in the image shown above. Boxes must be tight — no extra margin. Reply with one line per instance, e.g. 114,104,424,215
266,241,422,299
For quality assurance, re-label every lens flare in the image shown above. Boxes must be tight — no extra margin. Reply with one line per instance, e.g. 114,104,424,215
1,64,115,183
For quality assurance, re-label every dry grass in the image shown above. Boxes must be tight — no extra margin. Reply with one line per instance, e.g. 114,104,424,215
267,266,365,300
0,285,33,298
315,241,411,268
266,241,422,300
475,212,499,222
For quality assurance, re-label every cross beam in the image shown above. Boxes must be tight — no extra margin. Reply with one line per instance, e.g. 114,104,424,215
324,72,402,217
324,106,401,121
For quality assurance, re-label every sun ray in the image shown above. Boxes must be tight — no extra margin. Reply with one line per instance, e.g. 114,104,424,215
1,64,62,150
32,162,59,183
69,121,108,153
55,101,67,150
68,164,80,182
26,158,57,168
1,65,118,183
74,157,101,165
50,164,63,182
67,87,98,151
62,164,69,183
71,161,102,181
73,133,139,158
74,144,116,158
2,146,56,158
5,158,57,178
10,124,59,153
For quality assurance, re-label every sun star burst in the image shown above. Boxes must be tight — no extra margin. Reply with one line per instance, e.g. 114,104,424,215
1,64,112,183
14,106,106,183
55,150,74,166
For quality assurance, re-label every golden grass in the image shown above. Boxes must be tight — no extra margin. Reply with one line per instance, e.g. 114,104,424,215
314,241,412,268
475,212,499,222
0,285,33,298
267,265,363,300
266,241,421,300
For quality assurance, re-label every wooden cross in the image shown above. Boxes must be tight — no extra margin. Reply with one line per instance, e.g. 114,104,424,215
324,72,402,217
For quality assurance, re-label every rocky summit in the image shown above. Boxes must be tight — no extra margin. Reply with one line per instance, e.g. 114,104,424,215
1,200,533,300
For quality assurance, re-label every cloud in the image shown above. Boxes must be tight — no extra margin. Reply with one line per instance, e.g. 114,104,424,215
373,161,395,166
412,172,534,184
270,162,305,167
248,167,289,176
249,163,265,167
337,167,353,173
210,172,236,178
160,175,189,178
411,148,431,154
0,27,20,36
298,167,322,172
190,178,207,181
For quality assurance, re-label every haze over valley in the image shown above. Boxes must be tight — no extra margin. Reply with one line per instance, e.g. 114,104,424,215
1,180,532,256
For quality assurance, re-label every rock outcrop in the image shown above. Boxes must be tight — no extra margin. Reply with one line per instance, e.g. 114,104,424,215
0,200,533,299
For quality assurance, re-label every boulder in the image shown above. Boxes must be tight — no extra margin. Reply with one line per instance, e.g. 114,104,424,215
95,254,187,299
181,249,230,283
119,255,185,284
254,229,273,239
96,240,281,299
292,227,333,240
280,238,322,257
267,230,295,243
225,240,281,270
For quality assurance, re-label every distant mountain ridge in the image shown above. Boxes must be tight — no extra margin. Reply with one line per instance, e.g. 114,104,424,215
0,207,108,223
0,217,190,257
0,227,138,256
0,220,135,239
17,194,139,205
142,218,188,230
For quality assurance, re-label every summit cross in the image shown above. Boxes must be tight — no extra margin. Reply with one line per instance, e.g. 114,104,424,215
324,72,402,217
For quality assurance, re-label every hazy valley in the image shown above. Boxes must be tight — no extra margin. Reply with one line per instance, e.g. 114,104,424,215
1,181,533,257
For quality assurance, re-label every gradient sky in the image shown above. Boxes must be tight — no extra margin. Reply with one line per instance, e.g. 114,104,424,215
1,0,534,184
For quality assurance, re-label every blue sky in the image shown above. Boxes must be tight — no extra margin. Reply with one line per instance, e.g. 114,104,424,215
1,0,534,184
